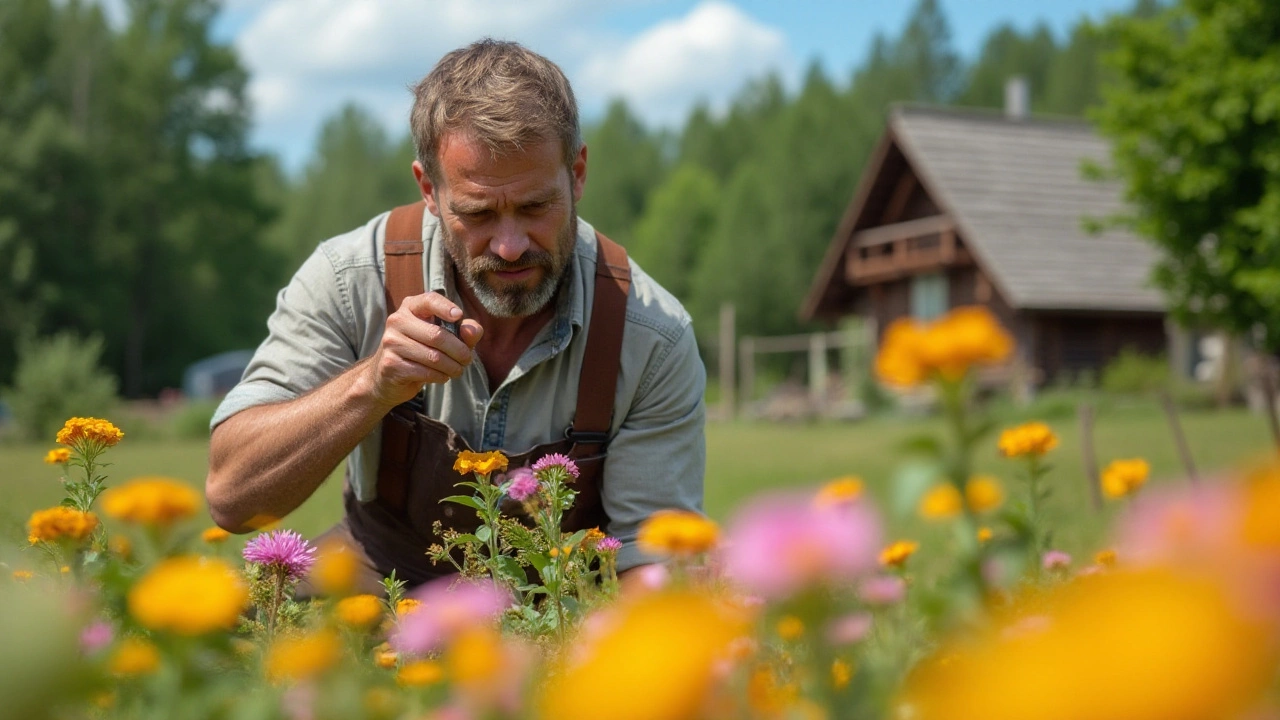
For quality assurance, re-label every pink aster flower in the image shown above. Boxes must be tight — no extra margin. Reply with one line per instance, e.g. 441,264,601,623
721,492,881,599
504,468,540,501
859,574,907,606
596,537,623,553
532,453,579,480
391,577,511,656
79,620,114,655
827,612,873,645
243,529,316,580
1042,550,1072,571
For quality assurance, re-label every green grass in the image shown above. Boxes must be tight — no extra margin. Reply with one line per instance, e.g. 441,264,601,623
2,398,1272,564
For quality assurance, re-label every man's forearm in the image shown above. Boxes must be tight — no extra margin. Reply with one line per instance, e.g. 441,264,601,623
206,358,395,532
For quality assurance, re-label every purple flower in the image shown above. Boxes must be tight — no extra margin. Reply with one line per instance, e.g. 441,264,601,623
80,620,114,655
243,529,316,580
505,468,541,502
827,612,873,645
532,453,579,480
859,575,907,606
1042,550,1072,571
596,537,623,553
391,577,511,656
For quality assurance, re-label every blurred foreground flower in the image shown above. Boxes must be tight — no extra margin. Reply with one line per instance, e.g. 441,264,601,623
391,578,510,656
266,629,341,683
901,569,1278,720
27,506,98,544
637,510,719,558
44,448,70,465
965,475,1004,513
101,477,200,526
108,637,160,678
814,476,864,507
540,591,744,720
880,540,919,569
336,594,384,629
722,492,880,599
919,484,963,520
128,556,248,635
875,306,1013,387
997,422,1058,458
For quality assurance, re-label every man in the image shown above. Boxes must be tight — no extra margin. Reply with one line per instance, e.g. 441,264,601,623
205,40,705,592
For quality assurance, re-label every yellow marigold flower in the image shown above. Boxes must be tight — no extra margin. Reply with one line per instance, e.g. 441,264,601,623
1243,466,1280,550
746,665,797,715
396,598,421,617
201,527,230,544
336,594,384,629
128,557,248,635
11,570,33,582
998,422,1059,458
101,477,200,526
582,527,607,549
541,591,745,720
55,417,124,448
880,540,919,568
60,565,71,574
266,629,341,683
919,484,963,520
902,570,1277,720
965,475,1005,513
448,626,505,688
453,450,509,476
549,547,561,558
397,660,445,687
1095,549,1118,568
27,506,98,544
109,637,160,677
44,448,71,464
832,658,854,690
1101,458,1150,500
637,510,719,557
106,536,130,561
374,644,399,669
776,615,805,641
310,539,359,597
815,476,864,507
977,527,994,544
875,307,1013,388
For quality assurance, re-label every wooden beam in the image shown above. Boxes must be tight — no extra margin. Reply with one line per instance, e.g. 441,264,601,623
850,214,954,249
880,171,917,224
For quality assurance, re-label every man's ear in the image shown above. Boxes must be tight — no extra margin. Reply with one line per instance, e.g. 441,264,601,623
571,144,587,203
412,161,441,216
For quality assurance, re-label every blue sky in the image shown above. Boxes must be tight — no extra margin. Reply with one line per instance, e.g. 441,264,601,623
211,0,1136,171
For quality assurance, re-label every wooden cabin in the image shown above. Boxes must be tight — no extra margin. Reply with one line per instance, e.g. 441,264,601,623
801,104,1168,386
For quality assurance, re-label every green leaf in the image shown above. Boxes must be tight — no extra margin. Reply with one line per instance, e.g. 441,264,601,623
449,533,480,546
440,495,485,511
527,553,549,573
475,525,492,543
495,555,525,583
898,434,944,458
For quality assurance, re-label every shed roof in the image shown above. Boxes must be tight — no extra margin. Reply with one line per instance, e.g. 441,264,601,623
803,105,1165,319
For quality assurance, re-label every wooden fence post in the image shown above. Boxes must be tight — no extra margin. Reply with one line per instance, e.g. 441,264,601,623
1159,390,1198,484
719,303,736,419
739,337,755,415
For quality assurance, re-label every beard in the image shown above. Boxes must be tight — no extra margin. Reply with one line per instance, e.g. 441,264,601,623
441,209,577,319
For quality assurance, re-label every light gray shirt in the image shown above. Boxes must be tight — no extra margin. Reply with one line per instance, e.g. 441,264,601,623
212,209,706,571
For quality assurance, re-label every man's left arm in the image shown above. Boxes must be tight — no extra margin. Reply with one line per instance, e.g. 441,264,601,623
599,321,707,573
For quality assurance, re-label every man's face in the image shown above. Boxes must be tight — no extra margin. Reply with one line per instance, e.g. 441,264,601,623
416,132,587,319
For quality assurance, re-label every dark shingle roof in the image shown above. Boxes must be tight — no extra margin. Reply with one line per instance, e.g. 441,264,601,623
891,106,1164,312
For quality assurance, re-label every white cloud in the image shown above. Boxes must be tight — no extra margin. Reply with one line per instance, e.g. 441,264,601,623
578,1,792,127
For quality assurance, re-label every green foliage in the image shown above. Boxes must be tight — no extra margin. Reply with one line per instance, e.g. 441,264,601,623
168,399,221,440
1095,0,1280,351
3,333,118,441
1101,349,1172,395
577,99,667,246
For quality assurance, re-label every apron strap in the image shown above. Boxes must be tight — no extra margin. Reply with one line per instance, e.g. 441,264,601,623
568,232,630,458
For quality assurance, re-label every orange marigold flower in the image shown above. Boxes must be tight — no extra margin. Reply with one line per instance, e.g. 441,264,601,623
1101,458,1150,500
879,540,919,568
582,527,607,550
1095,549,1118,568
374,644,399,669
919,484,963,521
27,507,98,544
453,450,509,476
832,658,854,690
965,475,1005,513
266,629,341,683
977,527,994,544
55,417,123,448
397,660,445,687
998,421,1059,458
128,557,248,635
396,598,422,617
776,615,805,641
201,527,231,544
875,307,1013,388
310,539,359,597
11,570,34,582
109,637,160,677
44,448,71,465
336,594,384,628
814,476,864,508
101,477,200,526
109,534,132,558
637,510,719,557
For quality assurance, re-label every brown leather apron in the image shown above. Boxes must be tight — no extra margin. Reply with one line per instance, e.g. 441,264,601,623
311,202,630,594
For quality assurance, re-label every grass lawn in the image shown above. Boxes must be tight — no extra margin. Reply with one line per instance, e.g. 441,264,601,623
1,397,1273,566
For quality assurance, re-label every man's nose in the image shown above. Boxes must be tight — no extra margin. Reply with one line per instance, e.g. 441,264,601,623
489,218,530,262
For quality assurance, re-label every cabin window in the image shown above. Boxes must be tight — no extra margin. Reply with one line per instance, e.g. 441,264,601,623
911,273,948,320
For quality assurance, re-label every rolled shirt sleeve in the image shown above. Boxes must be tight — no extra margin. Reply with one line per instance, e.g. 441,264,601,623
600,321,707,572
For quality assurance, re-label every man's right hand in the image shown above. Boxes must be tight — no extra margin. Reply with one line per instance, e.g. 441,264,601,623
367,292,484,408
